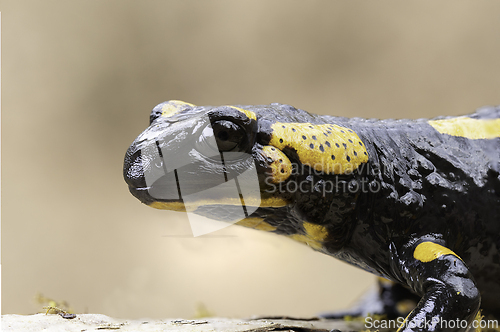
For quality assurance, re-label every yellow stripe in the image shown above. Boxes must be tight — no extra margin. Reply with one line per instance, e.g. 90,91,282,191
428,117,500,139
397,314,410,332
413,242,461,263
149,201,187,212
148,195,289,211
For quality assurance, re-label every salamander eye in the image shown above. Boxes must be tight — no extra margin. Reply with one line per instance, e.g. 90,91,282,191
211,120,246,152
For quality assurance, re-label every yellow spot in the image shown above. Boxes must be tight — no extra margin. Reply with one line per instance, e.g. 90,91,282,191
269,122,368,174
428,117,500,140
161,100,195,118
228,106,257,121
289,222,328,250
413,242,462,263
261,145,292,183
236,217,277,232
194,302,214,319
396,300,417,316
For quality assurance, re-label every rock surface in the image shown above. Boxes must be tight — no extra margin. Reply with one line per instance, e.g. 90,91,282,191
1,314,367,331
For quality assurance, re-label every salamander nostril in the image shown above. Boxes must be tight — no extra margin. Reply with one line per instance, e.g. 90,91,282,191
123,155,146,193
123,148,147,189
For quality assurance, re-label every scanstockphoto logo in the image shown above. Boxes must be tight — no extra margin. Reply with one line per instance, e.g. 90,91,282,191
365,317,499,330
264,162,382,196
262,158,390,196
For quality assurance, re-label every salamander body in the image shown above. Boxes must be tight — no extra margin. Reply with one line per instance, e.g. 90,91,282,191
124,101,500,331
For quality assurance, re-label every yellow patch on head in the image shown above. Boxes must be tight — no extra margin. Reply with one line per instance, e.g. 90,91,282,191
161,100,195,118
261,145,292,183
269,122,368,174
236,217,277,232
428,117,500,140
228,106,257,121
413,242,462,263
289,222,328,250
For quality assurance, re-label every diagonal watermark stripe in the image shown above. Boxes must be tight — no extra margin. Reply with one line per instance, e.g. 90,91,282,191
141,114,260,237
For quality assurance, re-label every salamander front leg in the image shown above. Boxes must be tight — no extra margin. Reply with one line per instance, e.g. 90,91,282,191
396,241,480,332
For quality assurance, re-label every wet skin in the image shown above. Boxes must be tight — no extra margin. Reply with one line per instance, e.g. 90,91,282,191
124,101,500,331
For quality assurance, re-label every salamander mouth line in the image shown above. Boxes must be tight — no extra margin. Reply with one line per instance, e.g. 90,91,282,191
150,197,285,209
141,139,290,210
130,185,288,210
153,143,250,214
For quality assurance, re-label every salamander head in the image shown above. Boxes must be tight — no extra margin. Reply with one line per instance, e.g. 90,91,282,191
124,101,287,214
123,100,368,238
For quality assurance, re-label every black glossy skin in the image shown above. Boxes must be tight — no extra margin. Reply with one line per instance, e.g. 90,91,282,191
124,102,500,331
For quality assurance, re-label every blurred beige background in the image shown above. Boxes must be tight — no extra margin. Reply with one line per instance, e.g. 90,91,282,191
2,0,500,319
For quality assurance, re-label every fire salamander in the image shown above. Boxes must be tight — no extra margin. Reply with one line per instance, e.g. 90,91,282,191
124,100,500,331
